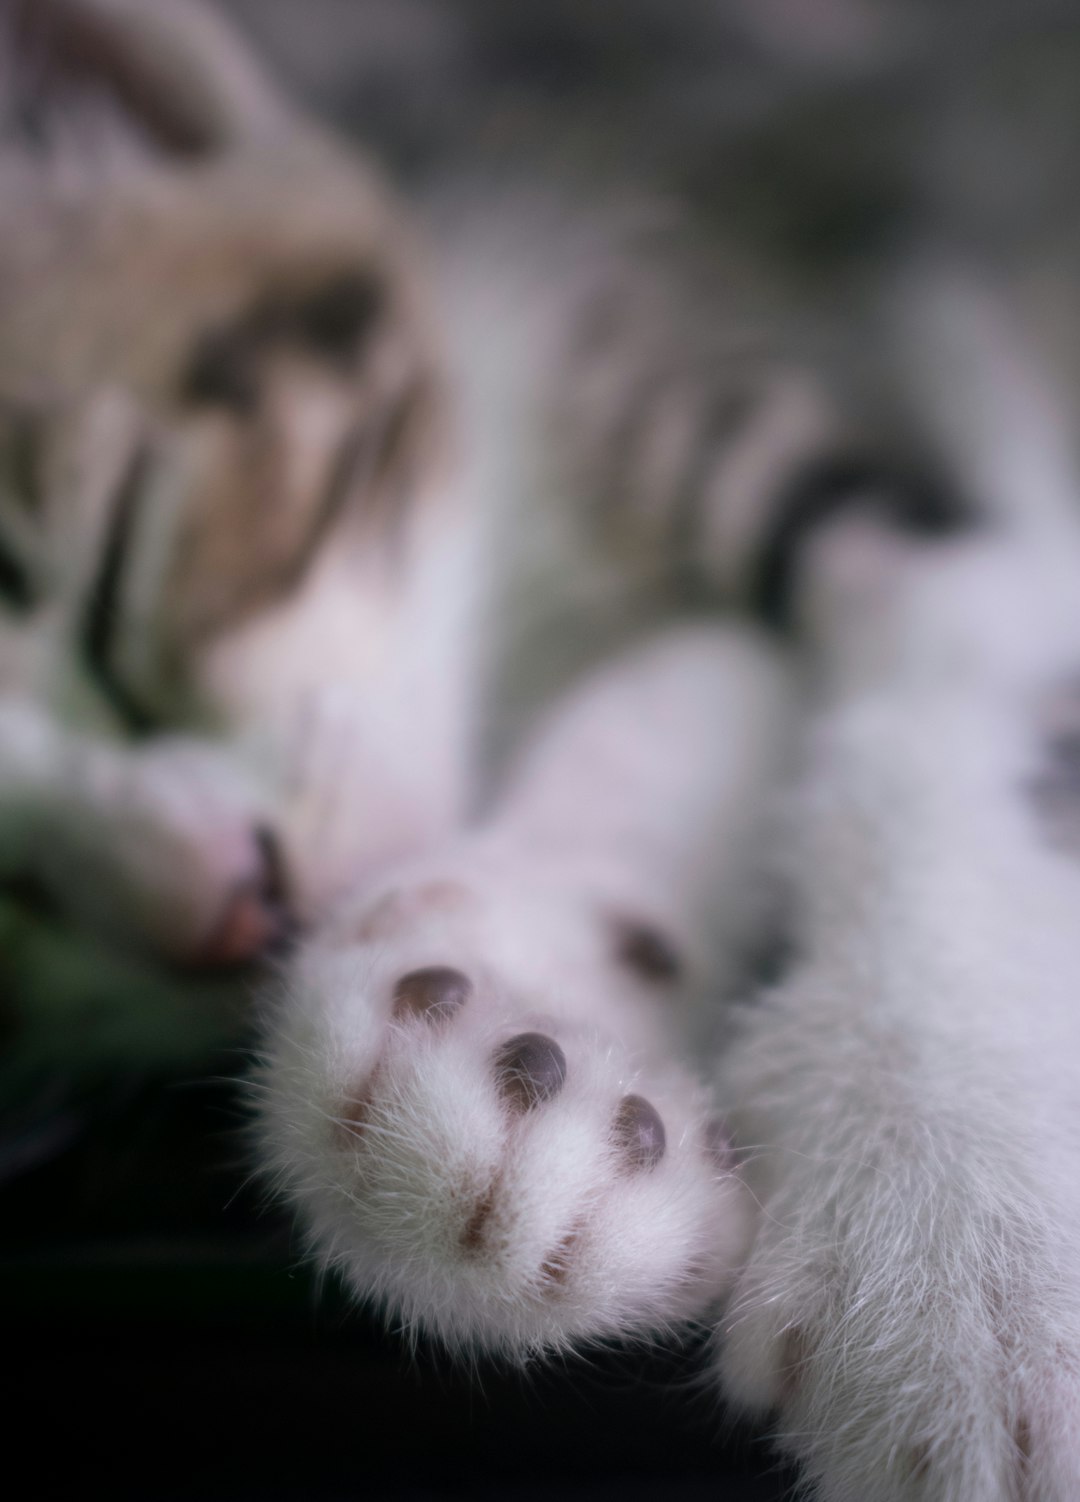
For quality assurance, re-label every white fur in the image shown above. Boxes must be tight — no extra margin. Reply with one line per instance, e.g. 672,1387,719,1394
717,303,1080,1499
255,625,792,1354
14,9,1080,1496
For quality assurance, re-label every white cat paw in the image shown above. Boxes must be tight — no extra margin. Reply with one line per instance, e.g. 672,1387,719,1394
255,848,751,1355
718,1124,1080,1501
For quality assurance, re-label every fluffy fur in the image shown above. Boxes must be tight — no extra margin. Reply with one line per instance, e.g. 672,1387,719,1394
256,275,1080,1496
256,625,791,1354
10,4,1080,1500
717,304,1080,1498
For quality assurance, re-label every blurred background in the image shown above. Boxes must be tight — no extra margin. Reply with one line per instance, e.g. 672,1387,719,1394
6,1,1080,1497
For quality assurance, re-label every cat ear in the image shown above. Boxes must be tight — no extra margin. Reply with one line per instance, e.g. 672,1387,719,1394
7,0,297,158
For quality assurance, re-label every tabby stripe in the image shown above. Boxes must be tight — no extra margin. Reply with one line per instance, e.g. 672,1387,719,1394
81,442,157,734
0,533,34,609
752,455,972,631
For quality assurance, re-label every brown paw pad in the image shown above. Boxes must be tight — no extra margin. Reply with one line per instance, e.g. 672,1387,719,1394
392,965,472,1024
612,1094,666,1171
610,914,682,983
494,1032,567,1112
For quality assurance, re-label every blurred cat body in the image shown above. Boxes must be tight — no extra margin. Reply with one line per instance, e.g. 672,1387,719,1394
0,0,481,1035
0,0,842,1059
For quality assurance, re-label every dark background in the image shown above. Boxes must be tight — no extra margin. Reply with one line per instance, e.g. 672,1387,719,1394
3,1056,792,1501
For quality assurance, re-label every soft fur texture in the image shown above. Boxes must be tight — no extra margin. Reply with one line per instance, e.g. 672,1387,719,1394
257,625,791,1354
258,281,1080,1498
9,4,1080,1500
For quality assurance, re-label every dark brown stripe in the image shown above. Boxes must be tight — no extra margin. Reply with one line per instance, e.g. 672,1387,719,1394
295,275,384,365
0,532,34,610
0,406,44,608
182,276,386,414
753,454,972,631
81,442,157,734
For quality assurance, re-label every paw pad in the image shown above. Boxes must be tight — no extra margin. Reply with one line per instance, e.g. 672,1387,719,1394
613,1094,666,1170
611,915,682,982
392,965,472,1023
494,1032,567,1111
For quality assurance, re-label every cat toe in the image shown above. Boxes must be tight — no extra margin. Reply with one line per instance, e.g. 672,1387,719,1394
256,860,753,1355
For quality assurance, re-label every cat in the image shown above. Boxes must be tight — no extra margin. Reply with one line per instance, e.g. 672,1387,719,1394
0,0,856,1055
237,4,1080,1497
717,292,1080,1499
0,0,476,1077
256,618,794,1353
8,2,1080,1499
256,251,1080,1498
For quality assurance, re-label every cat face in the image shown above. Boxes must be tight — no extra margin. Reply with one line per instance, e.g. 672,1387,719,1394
0,0,450,733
